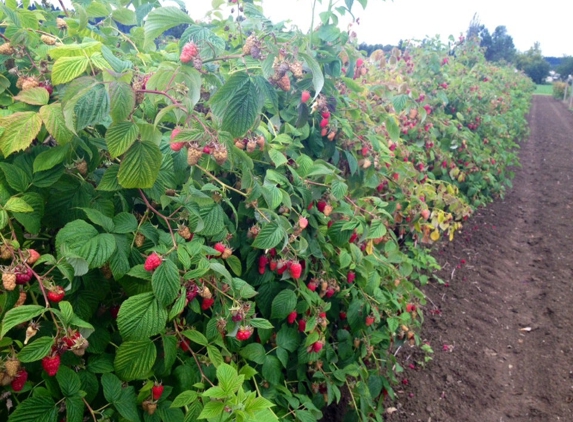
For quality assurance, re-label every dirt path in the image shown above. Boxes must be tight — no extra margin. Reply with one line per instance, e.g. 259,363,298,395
392,95,573,422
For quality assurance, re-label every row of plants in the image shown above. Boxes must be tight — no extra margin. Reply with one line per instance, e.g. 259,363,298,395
0,1,533,421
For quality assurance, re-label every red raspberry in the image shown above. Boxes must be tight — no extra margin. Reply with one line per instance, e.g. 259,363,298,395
349,232,358,243
186,283,199,302
170,142,185,152
298,217,308,229
179,339,191,352
276,260,288,275
365,315,375,326
15,267,33,284
42,355,61,377
289,261,302,279
325,288,335,298
201,297,215,310
339,311,347,320
298,319,306,332
236,326,253,341
180,42,199,63
347,271,356,283
170,128,181,140
144,252,162,272
287,311,297,324
152,383,164,400
47,286,65,304
269,259,277,271
356,58,364,67
319,118,329,128
406,303,417,313
214,243,226,255
301,91,311,103
311,341,323,353
11,369,28,392
307,280,317,292
316,201,327,213
321,111,331,119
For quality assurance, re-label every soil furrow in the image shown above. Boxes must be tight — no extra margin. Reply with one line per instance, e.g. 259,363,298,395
393,96,573,422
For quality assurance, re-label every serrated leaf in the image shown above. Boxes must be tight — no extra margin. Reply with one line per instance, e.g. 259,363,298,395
52,56,90,85
300,52,324,98
114,339,157,381
81,208,115,232
106,121,139,158
114,386,140,421
56,366,81,397
225,255,242,276
262,355,282,385
144,7,193,49
0,112,43,157
239,343,266,365
268,148,288,167
152,259,180,306
4,197,33,213
249,318,273,329
331,180,348,200
97,165,122,191
271,290,297,320
251,222,286,250
65,396,84,422
210,262,233,283
39,103,75,145
74,83,110,130
198,401,225,420
33,144,71,173
109,81,136,123
386,115,400,141
7,396,58,422
117,292,168,341
1,305,45,338
14,87,50,105
112,8,137,25
78,233,116,269
0,162,30,192
207,345,223,367
366,219,387,239
118,141,162,189
112,212,138,233
17,336,53,362
181,329,208,346
12,192,44,234
49,41,102,59
171,390,198,408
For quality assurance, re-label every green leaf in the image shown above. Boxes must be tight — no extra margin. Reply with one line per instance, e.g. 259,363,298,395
239,343,266,365
181,330,208,346
366,219,387,239
118,141,162,189
112,212,138,234
251,222,286,250
12,192,44,234
109,81,136,123
81,208,115,232
249,318,273,329
386,115,400,141
7,396,58,422
209,262,233,283
268,148,288,168
65,396,84,422
210,71,262,137
17,336,54,363
198,401,225,420
58,301,74,326
101,45,133,73
39,103,75,145
78,233,116,269
0,112,43,157
152,259,180,306
144,7,193,49
49,41,102,59
114,339,157,381
74,83,110,130
114,386,141,421
217,363,242,394
1,305,45,338
117,292,168,341
56,366,81,396
14,87,50,105
300,52,324,98
112,8,137,25
206,345,223,367
4,197,33,213
102,372,123,403
106,121,139,158
276,326,299,352
97,165,122,191
52,56,90,85
271,290,297,320
262,355,282,385
171,390,198,408
0,162,30,192
179,25,226,61
225,255,242,276
33,144,71,173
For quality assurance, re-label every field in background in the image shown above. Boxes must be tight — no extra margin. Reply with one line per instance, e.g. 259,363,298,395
534,84,553,95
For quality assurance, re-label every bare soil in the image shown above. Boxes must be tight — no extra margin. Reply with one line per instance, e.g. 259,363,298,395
390,95,573,421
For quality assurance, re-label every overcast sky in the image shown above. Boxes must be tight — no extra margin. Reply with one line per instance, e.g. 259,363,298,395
175,0,573,57
50,0,572,57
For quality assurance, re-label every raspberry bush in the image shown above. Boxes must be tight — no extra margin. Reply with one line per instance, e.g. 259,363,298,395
0,1,532,421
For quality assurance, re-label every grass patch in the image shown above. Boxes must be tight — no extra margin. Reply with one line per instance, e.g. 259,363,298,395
534,84,553,95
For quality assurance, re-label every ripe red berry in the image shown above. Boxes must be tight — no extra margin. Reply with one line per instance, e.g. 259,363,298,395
170,142,186,152
406,303,416,313
339,311,347,320
365,315,375,326
325,288,335,298
180,42,199,63
289,261,302,279
347,271,356,284
321,110,331,119
307,280,317,291
421,209,430,220
298,319,306,332
15,267,33,285
317,201,327,213
42,355,61,377
214,243,226,255
236,326,253,341
47,286,65,304
319,118,329,129
276,260,288,275
356,58,364,67
269,259,278,271
152,383,164,401
312,341,323,353
179,339,191,352
170,128,181,140
144,253,162,272
287,311,297,324
349,232,358,243
11,369,28,392
301,90,311,103
201,297,215,310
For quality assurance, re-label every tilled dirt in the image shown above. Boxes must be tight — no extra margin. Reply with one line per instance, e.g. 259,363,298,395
391,95,573,421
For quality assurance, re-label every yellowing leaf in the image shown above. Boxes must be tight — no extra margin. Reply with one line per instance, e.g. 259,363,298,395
0,112,43,156
52,56,90,85
430,230,440,241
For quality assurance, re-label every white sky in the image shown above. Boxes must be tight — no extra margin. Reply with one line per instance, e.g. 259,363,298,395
52,0,573,57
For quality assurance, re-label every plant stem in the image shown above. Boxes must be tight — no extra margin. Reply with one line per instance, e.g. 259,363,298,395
138,189,177,247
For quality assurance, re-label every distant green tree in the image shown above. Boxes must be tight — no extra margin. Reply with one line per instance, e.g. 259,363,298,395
556,56,573,78
466,15,516,63
516,42,551,84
